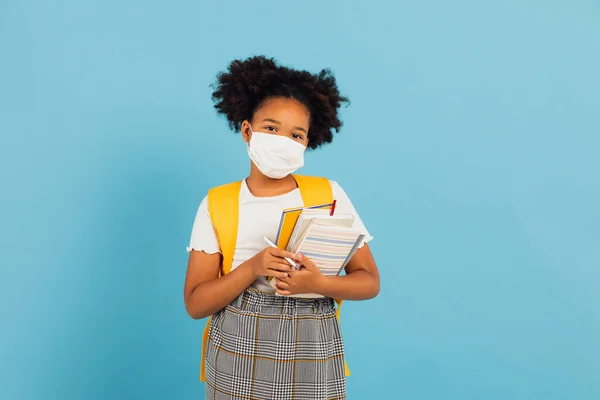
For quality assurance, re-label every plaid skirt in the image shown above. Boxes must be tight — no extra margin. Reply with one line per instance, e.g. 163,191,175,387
204,288,346,400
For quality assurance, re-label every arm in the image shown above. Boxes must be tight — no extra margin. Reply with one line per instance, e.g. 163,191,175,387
184,247,297,319
317,244,380,300
275,244,380,300
183,251,255,319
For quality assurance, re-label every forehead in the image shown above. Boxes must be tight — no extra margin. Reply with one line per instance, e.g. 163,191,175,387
253,97,310,126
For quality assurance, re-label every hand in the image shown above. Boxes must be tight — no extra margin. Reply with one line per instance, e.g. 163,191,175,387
247,247,296,279
275,253,326,296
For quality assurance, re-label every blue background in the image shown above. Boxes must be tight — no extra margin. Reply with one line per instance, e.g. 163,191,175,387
1,1,599,399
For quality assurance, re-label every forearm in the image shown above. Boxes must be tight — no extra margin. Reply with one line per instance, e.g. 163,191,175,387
185,262,256,319
317,270,380,300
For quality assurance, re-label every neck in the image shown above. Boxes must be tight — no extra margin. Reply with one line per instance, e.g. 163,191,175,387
245,163,298,197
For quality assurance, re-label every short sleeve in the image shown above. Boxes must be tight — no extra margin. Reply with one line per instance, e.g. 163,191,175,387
329,180,374,248
186,196,222,254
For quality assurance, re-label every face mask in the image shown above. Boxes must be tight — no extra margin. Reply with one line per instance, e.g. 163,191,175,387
247,127,306,179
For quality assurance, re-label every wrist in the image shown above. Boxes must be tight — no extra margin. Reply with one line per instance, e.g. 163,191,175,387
314,274,329,295
239,259,259,280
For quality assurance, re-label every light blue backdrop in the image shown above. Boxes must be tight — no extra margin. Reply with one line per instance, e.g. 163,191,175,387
1,1,599,399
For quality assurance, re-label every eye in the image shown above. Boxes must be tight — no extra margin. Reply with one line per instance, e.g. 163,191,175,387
265,126,277,132
292,133,304,140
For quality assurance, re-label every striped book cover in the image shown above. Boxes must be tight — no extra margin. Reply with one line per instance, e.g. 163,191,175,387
292,224,364,276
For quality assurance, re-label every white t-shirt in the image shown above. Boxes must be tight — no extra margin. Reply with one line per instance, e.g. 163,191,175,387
186,179,373,292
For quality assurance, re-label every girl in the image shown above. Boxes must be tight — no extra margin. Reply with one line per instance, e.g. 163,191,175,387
184,56,380,400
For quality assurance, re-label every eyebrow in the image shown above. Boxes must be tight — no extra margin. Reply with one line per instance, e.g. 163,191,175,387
262,118,307,134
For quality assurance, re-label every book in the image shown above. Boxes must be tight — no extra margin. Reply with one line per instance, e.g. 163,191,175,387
274,202,334,249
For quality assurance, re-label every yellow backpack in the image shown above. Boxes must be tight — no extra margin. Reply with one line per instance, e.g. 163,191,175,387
200,174,350,381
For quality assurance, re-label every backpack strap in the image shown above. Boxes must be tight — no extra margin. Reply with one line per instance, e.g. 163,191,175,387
207,181,242,276
200,180,242,382
293,174,332,206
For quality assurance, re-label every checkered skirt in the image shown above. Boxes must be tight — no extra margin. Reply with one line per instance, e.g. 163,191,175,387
204,288,346,400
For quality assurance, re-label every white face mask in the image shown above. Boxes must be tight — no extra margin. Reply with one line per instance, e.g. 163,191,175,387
247,127,306,179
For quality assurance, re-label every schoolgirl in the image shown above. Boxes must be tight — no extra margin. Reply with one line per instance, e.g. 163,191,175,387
184,56,380,400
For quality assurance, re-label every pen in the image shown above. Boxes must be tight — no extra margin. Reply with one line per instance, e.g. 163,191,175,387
263,236,299,269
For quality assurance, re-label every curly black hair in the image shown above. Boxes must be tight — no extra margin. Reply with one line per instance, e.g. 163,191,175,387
211,56,349,149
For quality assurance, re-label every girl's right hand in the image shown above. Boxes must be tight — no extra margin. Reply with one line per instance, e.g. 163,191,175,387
248,247,296,279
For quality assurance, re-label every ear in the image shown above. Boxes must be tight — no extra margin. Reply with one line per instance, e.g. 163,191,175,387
241,120,252,144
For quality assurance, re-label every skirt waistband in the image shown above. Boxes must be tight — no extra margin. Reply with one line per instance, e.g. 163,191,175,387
230,287,336,316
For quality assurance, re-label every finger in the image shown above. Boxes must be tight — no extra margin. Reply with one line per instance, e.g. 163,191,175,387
296,253,317,270
268,247,296,260
285,269,297,280
267,269,289,279
268,261,294,272
272,254,300,270
276,280,290,289
275,288,292,296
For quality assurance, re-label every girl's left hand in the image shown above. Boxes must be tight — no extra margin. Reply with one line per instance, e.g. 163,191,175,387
275,254,326,296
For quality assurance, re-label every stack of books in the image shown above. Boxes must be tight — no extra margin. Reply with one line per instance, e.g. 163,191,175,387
270,201,365,298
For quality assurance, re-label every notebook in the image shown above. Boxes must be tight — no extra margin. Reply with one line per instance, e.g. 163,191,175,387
270,222,365,298
285,209,355,252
